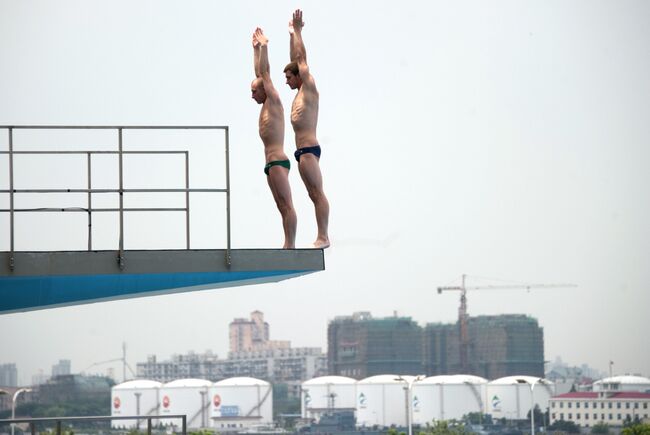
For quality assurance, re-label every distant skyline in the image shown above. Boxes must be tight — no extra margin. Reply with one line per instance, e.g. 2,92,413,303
1,0,649,384
4,309,619,385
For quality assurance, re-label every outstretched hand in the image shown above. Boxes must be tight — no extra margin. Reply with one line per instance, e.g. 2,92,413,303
254,27,269,46
289,9,304,34
252,29,260,48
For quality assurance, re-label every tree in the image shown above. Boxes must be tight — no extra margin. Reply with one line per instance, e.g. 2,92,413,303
419,420,470,435
548,419,580,434
463,412,492,425
624,416,643,428
622,423,650,435
590,422,609,434
526,405,546,427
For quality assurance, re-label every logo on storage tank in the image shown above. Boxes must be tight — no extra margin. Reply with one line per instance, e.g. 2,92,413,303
412,395,420,413
213,394,221,408
358,392,367,409
491,395,501,411
113,396,121,410
162,395,171,409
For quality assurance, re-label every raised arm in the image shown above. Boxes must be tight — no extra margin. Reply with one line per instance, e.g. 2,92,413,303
254,28,278,97
252,30,261,78
289,9,309,75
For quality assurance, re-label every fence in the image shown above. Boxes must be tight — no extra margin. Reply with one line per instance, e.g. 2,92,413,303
0,414,187,435
0,126,231,268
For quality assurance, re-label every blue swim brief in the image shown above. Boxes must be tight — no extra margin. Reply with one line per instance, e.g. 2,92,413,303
294,145,321,162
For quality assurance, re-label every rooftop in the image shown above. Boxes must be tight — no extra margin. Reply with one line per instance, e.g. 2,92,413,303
553,392,650,399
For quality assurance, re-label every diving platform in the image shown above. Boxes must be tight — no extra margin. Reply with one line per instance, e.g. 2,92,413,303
0,126,325,314
0,249,324,314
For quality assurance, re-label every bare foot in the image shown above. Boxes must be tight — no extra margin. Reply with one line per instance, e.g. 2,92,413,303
312,239,330,249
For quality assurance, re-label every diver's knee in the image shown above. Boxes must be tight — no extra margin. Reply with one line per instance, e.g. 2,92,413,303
277,197,294,214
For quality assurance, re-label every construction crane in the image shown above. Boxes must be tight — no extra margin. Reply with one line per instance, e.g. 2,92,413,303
82,342,135,381
437,274,576,374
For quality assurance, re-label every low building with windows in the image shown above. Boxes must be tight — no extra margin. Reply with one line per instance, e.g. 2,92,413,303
549,391,650,428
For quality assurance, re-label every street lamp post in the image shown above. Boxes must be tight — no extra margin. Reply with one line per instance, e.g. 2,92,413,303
12,388,33,435
134,392,142,430
516,378,548,435
396,375,424,435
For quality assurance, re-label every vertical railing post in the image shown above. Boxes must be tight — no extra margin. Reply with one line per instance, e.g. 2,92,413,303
182,415,187,435
224,126,231,266
87,151,92,251
184,151,190,249
29,422,35,435
56,420,61,435
117,128,125,269
8,127,15,270
147,417,152,435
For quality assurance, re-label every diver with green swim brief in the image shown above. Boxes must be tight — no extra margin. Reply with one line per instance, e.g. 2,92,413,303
252,27,296,249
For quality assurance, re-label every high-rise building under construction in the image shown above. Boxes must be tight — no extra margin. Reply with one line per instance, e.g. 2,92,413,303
424,314,544,378
329,312,544,380
327,312,423,379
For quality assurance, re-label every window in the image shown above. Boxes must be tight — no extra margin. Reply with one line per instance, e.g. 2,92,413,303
561,402,564,408
617,402,621,409
626,402,630,409
568,402,573,408
593,402,598,408
601,414,605,420
617,414,621,420
601,403,605,409
585,414,589,420
569,413,573,419
552,413,556,420
608,403,612,409
560,413,564,420
577,413,581,419
608,414,612,420
577,402,581,408
552,402,556,408
635,403,639,409
594,414,598,420
644,403,648,409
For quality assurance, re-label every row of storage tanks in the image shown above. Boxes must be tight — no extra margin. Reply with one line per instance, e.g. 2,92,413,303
112,374,558,430
111,377,272,430
303,375,556,427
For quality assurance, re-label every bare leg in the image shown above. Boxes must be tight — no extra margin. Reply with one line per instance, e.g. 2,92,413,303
297,153,330,249
267,166,297,249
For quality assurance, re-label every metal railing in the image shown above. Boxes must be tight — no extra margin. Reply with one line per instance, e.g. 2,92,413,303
0,414,187,435
0,126,231,268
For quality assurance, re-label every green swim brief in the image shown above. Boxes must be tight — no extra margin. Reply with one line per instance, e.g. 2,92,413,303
264,159,291,176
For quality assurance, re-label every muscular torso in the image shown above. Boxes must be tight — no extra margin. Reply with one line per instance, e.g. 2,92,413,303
291,84,319,148
259,96,288,162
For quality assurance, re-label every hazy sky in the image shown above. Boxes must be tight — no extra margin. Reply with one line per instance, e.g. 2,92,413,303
1,0,649,385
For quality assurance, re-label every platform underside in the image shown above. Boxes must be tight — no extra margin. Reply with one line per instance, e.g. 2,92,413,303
0,249,324,314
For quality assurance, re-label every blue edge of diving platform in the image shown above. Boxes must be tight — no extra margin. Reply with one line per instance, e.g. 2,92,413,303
0,249,325,315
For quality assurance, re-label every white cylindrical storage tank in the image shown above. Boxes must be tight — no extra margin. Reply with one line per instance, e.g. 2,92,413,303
210,377,273,431
592,376,650,393
111,380,162,429
412,375,487,424
356,375,414,428
301,376,357,419
486,376,555,420
159,378,213,429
